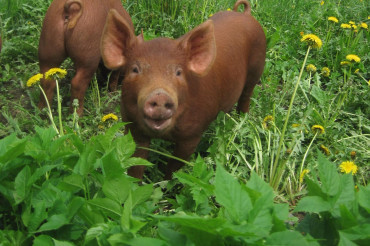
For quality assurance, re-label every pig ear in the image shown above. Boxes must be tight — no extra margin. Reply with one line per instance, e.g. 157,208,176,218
179,20,216,76
101,9,136,70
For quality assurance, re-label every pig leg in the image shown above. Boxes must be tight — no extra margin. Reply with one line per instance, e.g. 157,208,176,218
70,66,97,115
236,82,257,113
164,136,201,180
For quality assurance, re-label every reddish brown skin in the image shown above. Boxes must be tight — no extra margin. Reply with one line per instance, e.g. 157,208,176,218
38,0,134,115
101,0,266,179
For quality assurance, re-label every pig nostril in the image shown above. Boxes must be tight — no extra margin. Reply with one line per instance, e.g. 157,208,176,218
150,102,157,107
165,102,174,109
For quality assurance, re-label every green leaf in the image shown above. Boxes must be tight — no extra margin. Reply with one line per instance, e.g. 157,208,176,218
266,231,319,246
58,173,84,192
33,235,53,246
125,237,167,246
52,238,75,246
158,223,189,246
132,184,153,207
73,140,99,176
27,201,48,232
113,132,136,162
311,85,329,105
77,204,105,226
37,214,69,232
88,198,122,217
102,175,131,204
101,149,125,179
294,196,331,213
333,174,355,216
123,157,153,169
214,163,252,223
175,171,214,195
14,165,31,205
358,185,370,212
121,192,132,231
317,152,340,196
0,133,27,164
339,224,370,244
154,213,226,234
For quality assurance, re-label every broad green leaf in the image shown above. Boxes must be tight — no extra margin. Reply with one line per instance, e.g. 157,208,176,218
85,224,110,243
58,173,84,192
0,133,27,164
101,149,125,179
124,237,167,246
311,85,329,105
67,196,85,220
121,192,132,231
339,224,370,243
358,185,370,212
154,213,226,234
28,165,58,187
338,204,357,229
14,165,31,204
113,132,136,161
132,184,153,207
266,231,319,246
27,201,48,232
33,235,53,246
317,152,340,196
102,175,131,204
88,198,121,217
193,155,213,181
175,171,214,195
97,122,126,152
52,238,75,246
37,214,69,232
333,174,355,217
73,141,99,176
77,204,105,226
158,223,189,246
294,196,331,213
34,126,58,147
214,163,252,223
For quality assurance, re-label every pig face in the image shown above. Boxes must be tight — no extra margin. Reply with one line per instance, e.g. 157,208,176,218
101,10,216,137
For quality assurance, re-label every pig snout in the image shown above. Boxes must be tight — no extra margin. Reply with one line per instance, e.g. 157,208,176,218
142,89,177,131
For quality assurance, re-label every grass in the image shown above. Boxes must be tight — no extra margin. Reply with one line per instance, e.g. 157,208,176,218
0,0,369,245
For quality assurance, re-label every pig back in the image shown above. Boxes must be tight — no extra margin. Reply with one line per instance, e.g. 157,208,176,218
65,0,133,64
205,11,265,112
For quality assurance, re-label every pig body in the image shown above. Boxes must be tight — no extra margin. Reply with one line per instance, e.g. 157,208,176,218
101,0,266,179
38,0,134,115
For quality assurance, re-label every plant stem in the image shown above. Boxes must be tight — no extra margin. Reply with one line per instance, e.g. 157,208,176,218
55,79,64,136
270,46,311,190
38,84,59,135
298,132,318,189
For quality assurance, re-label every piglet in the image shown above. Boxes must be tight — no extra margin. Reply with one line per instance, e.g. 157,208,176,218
101,0,266,179
38,0,134,115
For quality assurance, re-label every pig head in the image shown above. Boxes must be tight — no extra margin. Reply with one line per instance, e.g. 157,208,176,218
101,0,266,179
38,0,134,115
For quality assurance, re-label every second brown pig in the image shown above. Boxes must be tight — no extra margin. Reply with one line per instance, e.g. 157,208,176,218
38,0,134,115
101,0,266,179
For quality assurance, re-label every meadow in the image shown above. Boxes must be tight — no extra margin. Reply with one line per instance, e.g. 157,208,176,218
0,0,369,245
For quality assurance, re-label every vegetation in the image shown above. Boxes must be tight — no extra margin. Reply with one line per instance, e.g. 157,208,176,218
0,0,369,245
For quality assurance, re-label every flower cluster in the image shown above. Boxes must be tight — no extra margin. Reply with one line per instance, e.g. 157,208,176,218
301,34,322,49
27,68,67,87
101,113,118,122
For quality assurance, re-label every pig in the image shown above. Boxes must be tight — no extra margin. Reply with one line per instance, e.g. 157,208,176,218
100,0,266,179
38,0,134,115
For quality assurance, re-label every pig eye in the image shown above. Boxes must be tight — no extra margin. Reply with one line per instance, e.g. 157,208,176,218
175,68,182,76
131,64,140,74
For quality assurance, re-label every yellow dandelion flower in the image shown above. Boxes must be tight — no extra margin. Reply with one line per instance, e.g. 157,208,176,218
262,115,274,129
102,113,118,122
292,123,301,128
339,161,358,175
300,169,310,183
354,69,360,74
209,13,213,17
348,21,355,25
341,23,351,29
368,80,370,86
301,34,322,49
359,23,368,29
340,61,350,66
320,1,324,5
227,8,231,11
306,64,317,73
44,68,67,80
328,16,338,23
321,67,330,77
320,145,330,155
27,73,43,87
311,125,325,134
351,24,357,30
346,54,361,63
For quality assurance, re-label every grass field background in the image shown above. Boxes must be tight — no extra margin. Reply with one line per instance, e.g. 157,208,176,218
0,0,369,245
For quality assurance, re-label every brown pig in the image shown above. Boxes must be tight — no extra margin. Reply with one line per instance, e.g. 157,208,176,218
38,0,134,115
101,0,266,179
